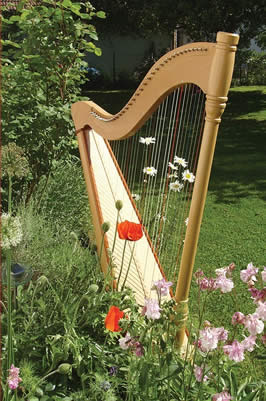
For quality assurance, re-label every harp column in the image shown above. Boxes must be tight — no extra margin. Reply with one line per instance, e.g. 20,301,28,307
174,32,239,348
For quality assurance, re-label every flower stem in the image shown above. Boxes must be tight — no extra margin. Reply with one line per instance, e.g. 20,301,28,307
116,240,127,290
121,242,136,291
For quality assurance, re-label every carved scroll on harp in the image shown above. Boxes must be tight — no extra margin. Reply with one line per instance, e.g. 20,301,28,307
71,33,239,332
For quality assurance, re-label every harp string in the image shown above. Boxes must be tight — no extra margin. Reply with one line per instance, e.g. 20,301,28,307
109,84,206,288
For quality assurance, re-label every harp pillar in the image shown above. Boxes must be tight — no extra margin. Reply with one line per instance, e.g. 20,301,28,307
174,32,239,348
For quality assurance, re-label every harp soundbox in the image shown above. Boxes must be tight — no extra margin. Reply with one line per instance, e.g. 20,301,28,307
72,32,239,346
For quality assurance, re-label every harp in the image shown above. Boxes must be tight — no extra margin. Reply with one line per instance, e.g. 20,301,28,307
72,32,239,345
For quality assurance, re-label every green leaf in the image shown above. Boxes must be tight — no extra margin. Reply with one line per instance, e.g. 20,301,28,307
94,47,102,56
96,11,106,19
62,0,72,7
229,370,238,396
2,40,21,49
241,389,259,401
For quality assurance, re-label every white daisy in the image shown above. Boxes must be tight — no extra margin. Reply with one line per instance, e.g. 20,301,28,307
182,169,195,183
168,162,178,170
139,137,156,145
143,167,157,176
132,193,140,201
174,156,188,168
169,180,184,192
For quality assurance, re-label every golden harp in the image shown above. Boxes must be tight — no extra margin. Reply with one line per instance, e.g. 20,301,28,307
72,32,239,346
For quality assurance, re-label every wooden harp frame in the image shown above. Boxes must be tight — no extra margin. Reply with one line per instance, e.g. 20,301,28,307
72,32,239,346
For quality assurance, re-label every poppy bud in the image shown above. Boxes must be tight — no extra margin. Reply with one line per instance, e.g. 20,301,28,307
102,221,110,233
88,284,99,293
115,200,123,211
58,363,72,375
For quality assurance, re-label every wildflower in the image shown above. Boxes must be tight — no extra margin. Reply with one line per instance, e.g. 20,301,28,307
197,277,217,291
215,275,234,293
241,335,257,352
240,262,258,283
1,213,23,249
143,166,157,176
142,298,161,320
100,381,111,391
255,301,266,320
232,312,246,325
174,156,187,167
119,332,132,350
223,340,245,362
169,180,184,192
109,366,118,376
214,327,228,342
117,220,143,241
7,365,22,390
185,217,189,226
212,391,232,401
134,341,144,357
182,169,195,183
194,365,209,382
262,267,266,282
2,143,29,178
244,313,264,335
153,278,173,297
105,306,124,332
139,137,156,145
198,327,220,352
168,161,178,170
249,287,266,303
132,193,140,201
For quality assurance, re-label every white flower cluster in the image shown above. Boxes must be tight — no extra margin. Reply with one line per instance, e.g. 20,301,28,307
1,213,23,249
139,137,156,146
168,156,195,192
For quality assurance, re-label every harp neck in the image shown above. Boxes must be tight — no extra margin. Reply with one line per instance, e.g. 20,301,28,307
72,32,239,140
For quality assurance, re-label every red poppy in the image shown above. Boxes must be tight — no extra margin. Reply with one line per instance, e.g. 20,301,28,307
105,306,124,332
117,220,143,241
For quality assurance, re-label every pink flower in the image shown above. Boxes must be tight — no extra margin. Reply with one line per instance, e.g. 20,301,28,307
223,340,245,362
249,287,266,303
7,365,22,390
153,278,173,297
119,332,132,350
199,327,219,352
212,391,232,401
214,327,228,341
241,335,257,352
240,262,258,283
215,275,234,293
134,341,144,357
194,365,209,382
198,277,217,291
142,298,161,320
232,311,246,325
244,313,264,335
255,302,266,321
262,267,266,282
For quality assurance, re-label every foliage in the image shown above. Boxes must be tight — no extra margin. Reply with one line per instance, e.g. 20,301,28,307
91,0,265,47
1,201,265,400
233,50,266,85
1,0,105,202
